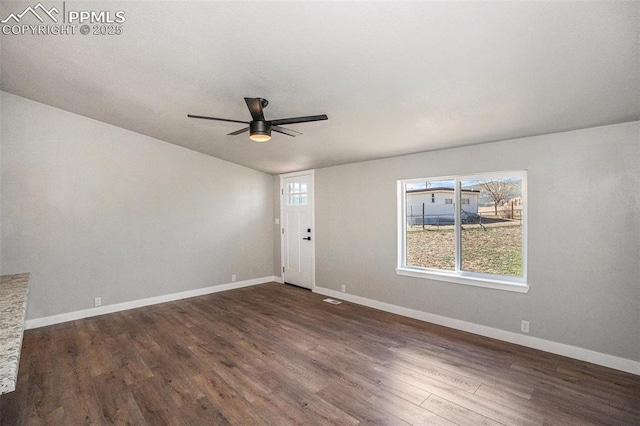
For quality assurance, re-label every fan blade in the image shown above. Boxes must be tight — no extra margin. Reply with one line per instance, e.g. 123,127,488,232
270,114,328,126
187,114,248,125
244,98,266,121
274,125,302,134
272,126,299,137
228,127,249,136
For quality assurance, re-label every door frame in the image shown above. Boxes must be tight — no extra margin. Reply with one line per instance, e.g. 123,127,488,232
279,170,315,290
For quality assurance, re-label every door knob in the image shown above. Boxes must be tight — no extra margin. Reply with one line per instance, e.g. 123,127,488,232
303,237,311,241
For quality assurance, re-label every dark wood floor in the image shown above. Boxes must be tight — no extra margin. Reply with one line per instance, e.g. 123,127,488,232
1,283,638,425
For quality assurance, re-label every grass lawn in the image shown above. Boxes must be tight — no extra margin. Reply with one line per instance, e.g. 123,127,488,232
406,225,523,276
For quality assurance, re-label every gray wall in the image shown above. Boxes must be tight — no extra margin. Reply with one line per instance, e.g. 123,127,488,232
1,92,275,320
315,121,639,362
0,93,3,277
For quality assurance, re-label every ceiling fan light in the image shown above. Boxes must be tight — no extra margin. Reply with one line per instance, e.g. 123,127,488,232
249,132,271,142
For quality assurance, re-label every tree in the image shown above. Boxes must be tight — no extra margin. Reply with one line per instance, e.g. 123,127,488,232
479,179,517,215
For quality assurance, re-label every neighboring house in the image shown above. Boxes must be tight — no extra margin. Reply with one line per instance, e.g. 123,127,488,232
406,187,479,225
506,196,523,207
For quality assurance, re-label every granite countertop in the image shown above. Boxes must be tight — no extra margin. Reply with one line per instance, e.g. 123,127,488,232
0,272,30,395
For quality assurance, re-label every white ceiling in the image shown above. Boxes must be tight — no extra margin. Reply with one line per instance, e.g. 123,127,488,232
2,1,639,174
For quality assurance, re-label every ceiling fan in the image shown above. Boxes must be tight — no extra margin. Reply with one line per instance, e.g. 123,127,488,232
188,97,328,142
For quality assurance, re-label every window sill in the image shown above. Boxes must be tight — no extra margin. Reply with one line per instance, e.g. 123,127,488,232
395,267,529,293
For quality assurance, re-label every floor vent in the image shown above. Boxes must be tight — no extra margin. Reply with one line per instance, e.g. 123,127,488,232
323,298,342,305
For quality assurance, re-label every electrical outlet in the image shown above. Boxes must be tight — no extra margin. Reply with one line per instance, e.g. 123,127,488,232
231,274,237,282
94,297,102,307
341,284,346,293
521,320,530,333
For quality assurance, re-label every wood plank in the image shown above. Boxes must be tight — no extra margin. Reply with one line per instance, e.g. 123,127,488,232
369,389,458,425
310,344,430,405
421,394,504,426
389,345,536,400
91,372,148,425
317,382,411,425
375,362,544,425
474,384,592,426
387,352,483,393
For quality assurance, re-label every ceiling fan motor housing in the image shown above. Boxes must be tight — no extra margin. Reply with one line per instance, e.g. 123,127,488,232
250,120,271,137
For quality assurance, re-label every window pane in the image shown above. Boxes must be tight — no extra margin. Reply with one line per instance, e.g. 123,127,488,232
460,178,523,277
405,180,455,271
286,181,308,205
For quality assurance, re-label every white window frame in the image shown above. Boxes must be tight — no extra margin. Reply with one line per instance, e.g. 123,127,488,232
396,171,529,293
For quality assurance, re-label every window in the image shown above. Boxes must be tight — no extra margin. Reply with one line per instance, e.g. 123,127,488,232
397,171,527,292
287,182,307,205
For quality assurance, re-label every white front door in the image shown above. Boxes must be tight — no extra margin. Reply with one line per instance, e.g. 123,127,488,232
281,172,314,289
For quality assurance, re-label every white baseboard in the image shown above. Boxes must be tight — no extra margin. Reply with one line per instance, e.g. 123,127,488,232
25,276,279,330
314,286,640,376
